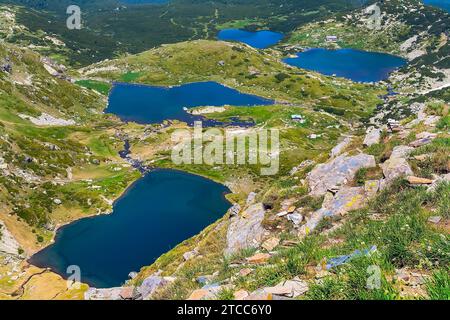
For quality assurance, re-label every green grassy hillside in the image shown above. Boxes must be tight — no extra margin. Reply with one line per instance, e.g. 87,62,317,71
1,0,371,66
82,40,383,119
0,42,139,253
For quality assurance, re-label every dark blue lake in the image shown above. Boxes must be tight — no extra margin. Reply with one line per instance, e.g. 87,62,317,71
217,29,284,49
30,169,231,288
283,48,407,83
106,81,273,124
423,0,450,12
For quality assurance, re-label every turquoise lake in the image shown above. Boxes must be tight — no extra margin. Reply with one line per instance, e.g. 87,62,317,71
423,0,450,12
217,29,284,49
283,48,407,83
106,81,273,124
30,169,231,288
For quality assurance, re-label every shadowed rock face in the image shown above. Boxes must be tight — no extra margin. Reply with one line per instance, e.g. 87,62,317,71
225,203,266,256
307,153,376,197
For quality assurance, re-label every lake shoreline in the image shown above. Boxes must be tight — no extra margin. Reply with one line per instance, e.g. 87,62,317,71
106,81,273,125
283,48,407,83
28,165,232,288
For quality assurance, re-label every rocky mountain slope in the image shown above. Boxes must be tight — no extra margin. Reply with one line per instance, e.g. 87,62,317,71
85,93,448,300
78,15,447,300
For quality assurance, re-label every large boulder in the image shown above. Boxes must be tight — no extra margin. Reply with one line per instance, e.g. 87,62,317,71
307,153,376,197
390,145,414,159
136,273,175,299
299,187,367,236
363,127,381,147
225,203,266,256
409,138,433,148
380,157,413,184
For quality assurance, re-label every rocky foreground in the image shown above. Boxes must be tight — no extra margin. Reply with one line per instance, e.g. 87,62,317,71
84,101,449,300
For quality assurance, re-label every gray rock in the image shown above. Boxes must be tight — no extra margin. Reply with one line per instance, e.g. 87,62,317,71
307,153,376,197
0,63,12,73
196,275,213,285
290,160,315,175
264,277,309,298
363,127,381,147
380,157,413,184
416,132,437,140
246,192,257,205
183,249,198,261
395,268,428,286
287,213,303,226
390,145,414,159
137,274,173,299
423,116,440,127
409,138,433,148
228,203,241,216
299,187,367,237
428,216,442,224
330,137,353,158
225,203,266,256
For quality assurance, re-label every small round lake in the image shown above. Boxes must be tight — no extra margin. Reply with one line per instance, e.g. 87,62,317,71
106,81,273,124
30,169,231,288
283,48,407,83
217,29,284,49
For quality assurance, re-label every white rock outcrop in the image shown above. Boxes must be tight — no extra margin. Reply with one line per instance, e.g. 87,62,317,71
225,203,266,256
307,153,376,197
19,113,76,126
363,127,381,147
0,221,20,256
